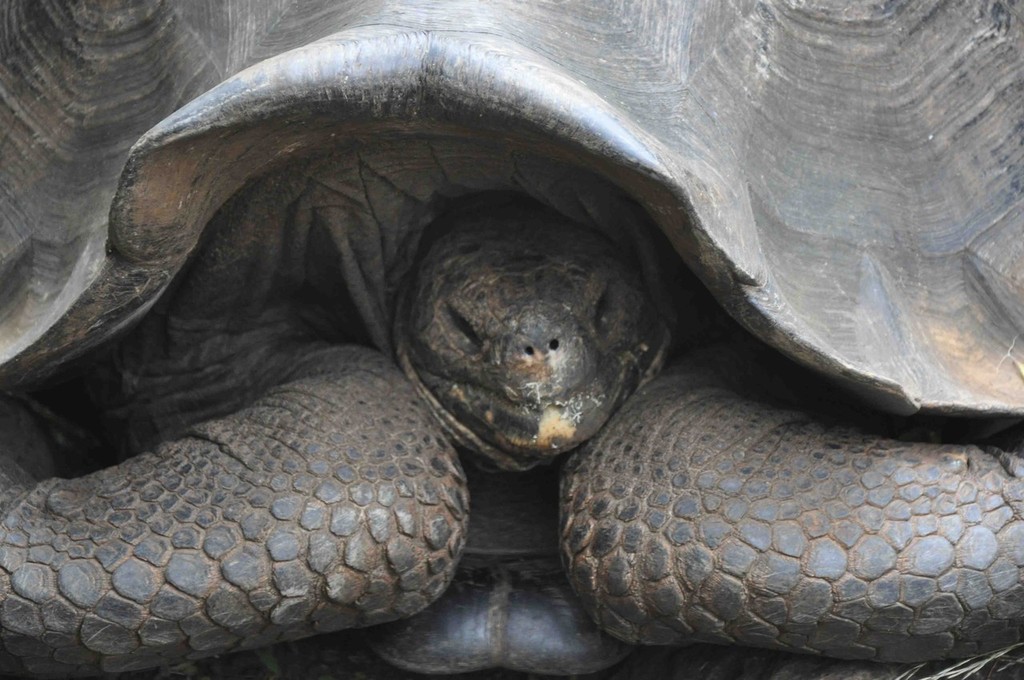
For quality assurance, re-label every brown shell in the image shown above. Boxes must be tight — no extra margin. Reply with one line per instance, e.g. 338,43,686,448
1,1,1022,415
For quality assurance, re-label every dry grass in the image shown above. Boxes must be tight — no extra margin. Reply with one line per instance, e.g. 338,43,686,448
894,643,1024,680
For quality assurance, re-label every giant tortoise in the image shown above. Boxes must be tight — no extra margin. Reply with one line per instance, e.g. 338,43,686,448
1,1,1023,678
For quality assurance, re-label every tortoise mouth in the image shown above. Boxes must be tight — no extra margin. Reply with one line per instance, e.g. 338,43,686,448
396,319,671,471
396,343,631,470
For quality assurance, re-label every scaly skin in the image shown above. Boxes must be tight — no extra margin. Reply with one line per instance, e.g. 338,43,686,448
0,346,466,677
562,357,1024,664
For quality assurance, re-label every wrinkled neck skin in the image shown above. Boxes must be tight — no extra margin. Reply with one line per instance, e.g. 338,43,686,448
395,198,670,470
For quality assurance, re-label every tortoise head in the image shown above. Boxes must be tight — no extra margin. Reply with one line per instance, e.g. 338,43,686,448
396,197,670,470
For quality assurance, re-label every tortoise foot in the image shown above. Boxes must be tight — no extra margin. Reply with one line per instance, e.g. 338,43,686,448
0,345,467,676
562,355,1024,663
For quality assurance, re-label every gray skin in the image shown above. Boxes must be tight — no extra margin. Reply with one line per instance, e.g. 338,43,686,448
0,199,1023,677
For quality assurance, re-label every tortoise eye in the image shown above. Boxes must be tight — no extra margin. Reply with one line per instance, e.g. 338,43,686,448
446,305,483,351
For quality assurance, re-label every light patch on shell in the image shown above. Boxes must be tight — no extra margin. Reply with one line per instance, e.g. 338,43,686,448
537,404,578,450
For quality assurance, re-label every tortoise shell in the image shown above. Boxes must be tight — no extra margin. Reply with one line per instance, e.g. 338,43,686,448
0,0,1022,418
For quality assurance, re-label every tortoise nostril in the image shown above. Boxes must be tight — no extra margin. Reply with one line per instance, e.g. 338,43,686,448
549,339,559,350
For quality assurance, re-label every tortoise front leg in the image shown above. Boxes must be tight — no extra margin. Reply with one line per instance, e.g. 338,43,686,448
0,345,466,677
561,355,1024,663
